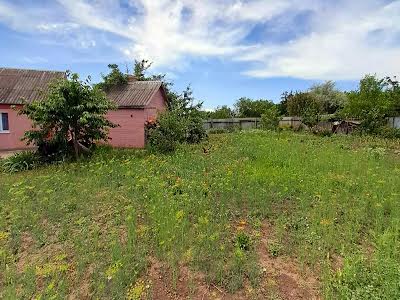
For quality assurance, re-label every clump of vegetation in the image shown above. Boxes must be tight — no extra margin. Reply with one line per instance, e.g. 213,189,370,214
1,151,40,173
96,64,128,91
267,241,283,257
235,232,251,251
20,72,117,162
147,86,206,153
260,106,281,130
341,75,400,135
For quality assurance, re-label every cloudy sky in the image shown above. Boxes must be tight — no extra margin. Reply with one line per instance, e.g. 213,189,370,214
0,0,399,108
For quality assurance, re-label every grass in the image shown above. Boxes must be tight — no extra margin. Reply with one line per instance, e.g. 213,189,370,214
1,130,400,299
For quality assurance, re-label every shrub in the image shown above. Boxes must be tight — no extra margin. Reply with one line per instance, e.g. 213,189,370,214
146,111,186,153
1,151,41,173
186,114,207,144
208,128,227,134
260,106,281,130
377,126,400,139
312,127,333,137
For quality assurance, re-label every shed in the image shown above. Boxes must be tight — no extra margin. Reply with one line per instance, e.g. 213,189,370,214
105,76,168,148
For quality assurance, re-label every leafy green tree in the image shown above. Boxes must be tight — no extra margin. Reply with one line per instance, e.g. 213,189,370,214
209,105,235,119
278,91,291,115
20,72,116,160
133,59,153,81
286,92,319,117
309,81,348,114
96,64,128,91
234,97,275,117
260,106,281,130
341,75,391,133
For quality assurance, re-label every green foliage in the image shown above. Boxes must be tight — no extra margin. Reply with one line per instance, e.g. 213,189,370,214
97,64,128,91
260,106,281,130
377,126,400,139
209,105,235,119
208,128,228,134
147,111,186,153
1,151,40,173
309,81,348,114
133,59,152,81
286,91,320,118
235,232,251,251
147,86,206,152
234,97,275,117
20,72,117,161
341,75,399,134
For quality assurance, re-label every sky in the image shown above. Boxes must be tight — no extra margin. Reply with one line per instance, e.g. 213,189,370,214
0,0,399,109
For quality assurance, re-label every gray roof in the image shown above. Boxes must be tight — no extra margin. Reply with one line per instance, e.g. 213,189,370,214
0,68,65,104
106,80,164,108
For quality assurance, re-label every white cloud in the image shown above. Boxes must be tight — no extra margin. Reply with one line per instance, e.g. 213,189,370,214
0,0,399,80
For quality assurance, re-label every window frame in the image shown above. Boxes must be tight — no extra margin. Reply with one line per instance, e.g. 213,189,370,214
0,112,10,133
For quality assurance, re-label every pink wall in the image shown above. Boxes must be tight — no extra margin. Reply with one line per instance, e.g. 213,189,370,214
106,88,167,148
0,104,34,150
0,88,167,150
106,108,146,148
144,89,167,120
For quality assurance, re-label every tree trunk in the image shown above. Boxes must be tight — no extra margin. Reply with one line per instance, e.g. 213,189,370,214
72,129,79,160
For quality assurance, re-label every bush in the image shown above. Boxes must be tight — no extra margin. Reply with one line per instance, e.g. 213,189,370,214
147,111,186,153
147,107,207,153
260,106,281,130
186,114,207,143
312,127,333,137
1,151,41,173
208,128,227,134
377,126,400,139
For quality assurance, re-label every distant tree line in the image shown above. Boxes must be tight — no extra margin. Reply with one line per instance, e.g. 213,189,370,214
205,75,400,137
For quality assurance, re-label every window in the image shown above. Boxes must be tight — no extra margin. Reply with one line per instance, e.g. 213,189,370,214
0,112,9,132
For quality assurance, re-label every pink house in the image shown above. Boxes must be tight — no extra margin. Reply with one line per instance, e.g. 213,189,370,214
0,68,167,151
105,76,167,148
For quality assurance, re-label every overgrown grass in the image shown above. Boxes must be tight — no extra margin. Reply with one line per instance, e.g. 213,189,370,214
1,131,399,299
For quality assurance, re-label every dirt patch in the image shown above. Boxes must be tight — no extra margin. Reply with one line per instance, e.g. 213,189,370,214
145,258,249,300
257,222,320,300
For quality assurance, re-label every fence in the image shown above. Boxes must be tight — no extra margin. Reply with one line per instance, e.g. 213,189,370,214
388,117,400,129
203,116,305,131
203,118,261,130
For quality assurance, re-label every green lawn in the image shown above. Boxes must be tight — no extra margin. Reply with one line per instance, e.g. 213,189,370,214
1,131,400,299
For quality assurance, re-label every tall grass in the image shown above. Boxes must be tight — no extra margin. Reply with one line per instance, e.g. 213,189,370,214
0,131,399,299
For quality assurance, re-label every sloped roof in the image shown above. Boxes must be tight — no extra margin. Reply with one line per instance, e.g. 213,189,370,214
106,80,164,108
0,68,65,104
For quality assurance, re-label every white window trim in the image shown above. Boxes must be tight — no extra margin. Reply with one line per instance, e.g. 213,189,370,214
0,112,10,133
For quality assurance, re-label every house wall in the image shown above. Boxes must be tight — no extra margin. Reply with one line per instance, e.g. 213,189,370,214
107,108,146,148
106,89,167,148
0,104,34,150
144,89,167,120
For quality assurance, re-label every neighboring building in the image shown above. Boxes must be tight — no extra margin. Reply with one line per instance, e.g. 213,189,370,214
105,76,167,148
0,68,167,151
0,68,65,150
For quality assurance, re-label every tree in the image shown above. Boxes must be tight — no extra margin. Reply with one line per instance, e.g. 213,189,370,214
308,81,347,114
209,105,235,119
260,106,281,130
234,97,275,117
96,64,128,91
134,59,153,81
278,91,291,115
20,72,116,160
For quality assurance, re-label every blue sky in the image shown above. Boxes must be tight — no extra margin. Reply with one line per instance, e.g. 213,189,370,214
0,0,399,109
